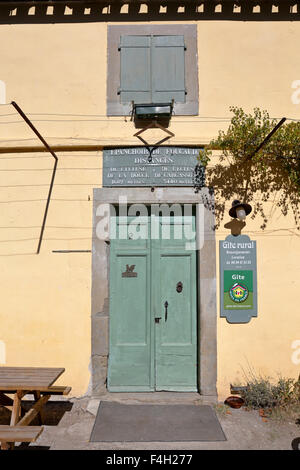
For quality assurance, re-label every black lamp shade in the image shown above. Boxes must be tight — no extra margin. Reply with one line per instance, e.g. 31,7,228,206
229,200,252,218
134,103,173,120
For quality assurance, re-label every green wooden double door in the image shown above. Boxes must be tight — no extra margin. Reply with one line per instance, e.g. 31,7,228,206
108,208,198,391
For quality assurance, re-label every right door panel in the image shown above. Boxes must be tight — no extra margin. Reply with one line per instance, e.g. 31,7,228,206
154,215,198,391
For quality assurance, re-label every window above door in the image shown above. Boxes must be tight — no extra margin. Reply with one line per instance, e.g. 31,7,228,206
107,24,199,116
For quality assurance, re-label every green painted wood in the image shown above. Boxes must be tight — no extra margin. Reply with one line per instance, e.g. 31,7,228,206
119,35,186,104
108,215,153,391
152,35,186,103
108,209,197,392
120,35,152,104
154,214,197,391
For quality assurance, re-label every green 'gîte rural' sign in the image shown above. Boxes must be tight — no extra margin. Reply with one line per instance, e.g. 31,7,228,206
219,234,257,323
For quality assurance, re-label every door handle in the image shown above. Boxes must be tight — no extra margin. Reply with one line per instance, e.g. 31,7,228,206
155,317,162,324
164,301,168,322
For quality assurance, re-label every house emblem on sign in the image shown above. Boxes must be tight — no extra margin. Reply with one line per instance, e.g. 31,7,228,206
122,265,138,278
229,283,248,303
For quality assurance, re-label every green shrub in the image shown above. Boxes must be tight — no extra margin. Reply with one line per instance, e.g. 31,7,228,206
240,374,300,410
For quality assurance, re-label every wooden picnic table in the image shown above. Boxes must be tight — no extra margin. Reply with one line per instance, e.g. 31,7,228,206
0,367,71,449
0,367,66,427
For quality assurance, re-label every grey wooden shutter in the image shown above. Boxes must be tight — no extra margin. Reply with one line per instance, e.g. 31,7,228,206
152,35,186,103
119,35,152,104
119,35,186,104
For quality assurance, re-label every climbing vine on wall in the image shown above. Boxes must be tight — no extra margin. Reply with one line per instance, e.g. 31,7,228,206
199,107,300,229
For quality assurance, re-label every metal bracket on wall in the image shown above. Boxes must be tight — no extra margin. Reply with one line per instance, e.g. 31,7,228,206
242,117,286,202
11,101,58,254
133,120,175,162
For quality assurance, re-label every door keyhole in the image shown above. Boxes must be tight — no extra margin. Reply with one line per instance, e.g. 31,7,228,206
176,281,183,293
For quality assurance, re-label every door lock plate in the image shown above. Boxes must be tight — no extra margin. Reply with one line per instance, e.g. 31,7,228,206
176,281,183,293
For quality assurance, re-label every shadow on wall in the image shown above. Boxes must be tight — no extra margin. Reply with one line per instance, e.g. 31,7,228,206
204,159,300,231
1,1,300,24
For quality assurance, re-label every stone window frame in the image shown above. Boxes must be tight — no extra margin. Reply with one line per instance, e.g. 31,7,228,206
107,24,199,116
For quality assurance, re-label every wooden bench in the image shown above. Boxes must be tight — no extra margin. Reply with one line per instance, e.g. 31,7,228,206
0,386,71,426
0,425,43,450
0,385,71,396
0,367,70,449
40,386,72,396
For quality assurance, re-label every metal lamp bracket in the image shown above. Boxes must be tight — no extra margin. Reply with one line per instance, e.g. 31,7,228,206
133,121,175,162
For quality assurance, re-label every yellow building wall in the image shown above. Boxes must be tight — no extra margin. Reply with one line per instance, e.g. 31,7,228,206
216,199,300,399
0,150,101,395
0,20,299,398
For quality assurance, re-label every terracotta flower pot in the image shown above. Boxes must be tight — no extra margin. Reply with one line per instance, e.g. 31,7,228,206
224,396,245,409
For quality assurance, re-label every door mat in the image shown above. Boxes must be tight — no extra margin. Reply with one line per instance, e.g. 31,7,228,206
90,401,226,442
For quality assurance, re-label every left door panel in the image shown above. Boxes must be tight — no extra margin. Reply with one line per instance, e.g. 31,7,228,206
108,215,154,391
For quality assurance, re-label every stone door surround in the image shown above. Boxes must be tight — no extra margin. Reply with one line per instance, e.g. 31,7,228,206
91,187,217,400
